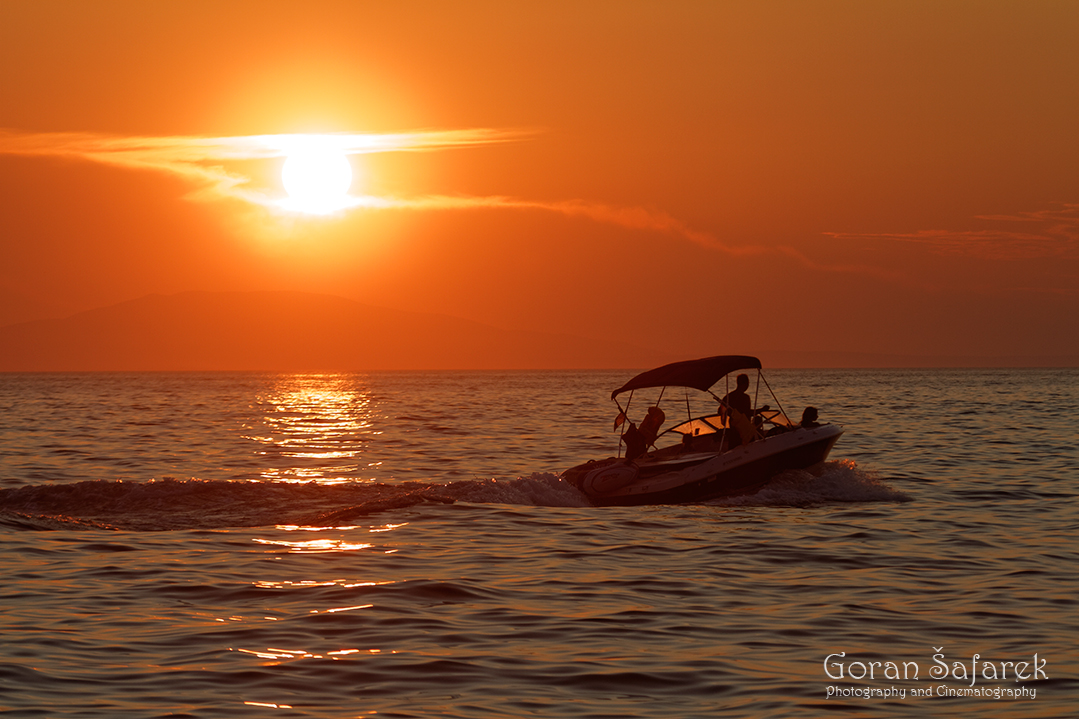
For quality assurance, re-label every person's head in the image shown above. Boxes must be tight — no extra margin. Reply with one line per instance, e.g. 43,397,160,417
736,373,749,390
801,406,818,424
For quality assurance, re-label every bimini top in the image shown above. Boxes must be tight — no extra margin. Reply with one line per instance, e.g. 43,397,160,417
611,355,762,399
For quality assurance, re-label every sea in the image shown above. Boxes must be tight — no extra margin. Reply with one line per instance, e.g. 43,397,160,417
0,368,1075,718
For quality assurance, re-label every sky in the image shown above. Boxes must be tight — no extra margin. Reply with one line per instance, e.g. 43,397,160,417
1,0,1077,366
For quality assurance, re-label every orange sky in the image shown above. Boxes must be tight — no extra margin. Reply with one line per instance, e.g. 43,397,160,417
1,1,1077,365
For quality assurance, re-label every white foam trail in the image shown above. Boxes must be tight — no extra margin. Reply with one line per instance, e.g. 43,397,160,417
714,459,912,507
451,473,593,508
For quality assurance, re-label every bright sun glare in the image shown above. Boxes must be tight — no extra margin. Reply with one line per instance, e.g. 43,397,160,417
281,137,353,214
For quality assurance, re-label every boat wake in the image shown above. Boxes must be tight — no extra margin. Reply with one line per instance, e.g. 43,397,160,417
0,460,908,531
711,459,912,507
0,474,593,531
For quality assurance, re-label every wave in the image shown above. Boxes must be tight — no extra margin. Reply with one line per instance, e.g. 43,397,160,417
0,473,592,531
0,460,908,531
712,459,913,507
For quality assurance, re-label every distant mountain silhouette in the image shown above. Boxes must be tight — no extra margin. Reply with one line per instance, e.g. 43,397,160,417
3,292,1073,371
0,291,671,371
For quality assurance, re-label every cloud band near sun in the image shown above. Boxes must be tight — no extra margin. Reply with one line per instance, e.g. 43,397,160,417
0,127,520,162
824,204,1079,261
0,127,522,207
0,127,737,247
0,127,882,275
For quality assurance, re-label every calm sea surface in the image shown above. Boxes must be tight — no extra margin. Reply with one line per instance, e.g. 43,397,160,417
0,369,1076,718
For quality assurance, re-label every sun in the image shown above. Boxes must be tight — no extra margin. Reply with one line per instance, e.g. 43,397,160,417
280,138,353,214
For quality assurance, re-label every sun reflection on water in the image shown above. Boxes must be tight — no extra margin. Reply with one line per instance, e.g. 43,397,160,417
252,579,395,590
235,643,390,665
238,523,405,674
252,537,374,553
245,374,382,484
252,522,407,554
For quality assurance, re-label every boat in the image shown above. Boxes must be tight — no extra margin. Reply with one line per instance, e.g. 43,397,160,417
563,355,843,506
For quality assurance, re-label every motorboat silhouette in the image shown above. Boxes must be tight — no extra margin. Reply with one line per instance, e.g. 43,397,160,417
564,355,843,506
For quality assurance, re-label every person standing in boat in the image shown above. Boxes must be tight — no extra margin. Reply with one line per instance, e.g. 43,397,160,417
722,374,753,418
721,373,757,447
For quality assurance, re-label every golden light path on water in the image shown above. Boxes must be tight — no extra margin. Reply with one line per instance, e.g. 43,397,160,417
246,375,381,484
239,522,408,677
243,367,409,686
251,537,374,553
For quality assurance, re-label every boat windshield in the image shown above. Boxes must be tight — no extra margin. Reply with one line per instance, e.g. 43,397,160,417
667,415,729,437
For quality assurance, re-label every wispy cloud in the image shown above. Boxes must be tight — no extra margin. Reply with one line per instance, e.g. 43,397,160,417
0,127,522,208
340,194,895,277
824,204,1079,261
0,128,521,162
1,127,884,277
360,194,747,251
0,127,735,246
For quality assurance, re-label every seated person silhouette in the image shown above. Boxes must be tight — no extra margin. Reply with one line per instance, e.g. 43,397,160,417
638,405,666,449
800,406,820,428
622,421,647,462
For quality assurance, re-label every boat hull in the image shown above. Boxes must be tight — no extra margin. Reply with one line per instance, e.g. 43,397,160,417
565,425,842,507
